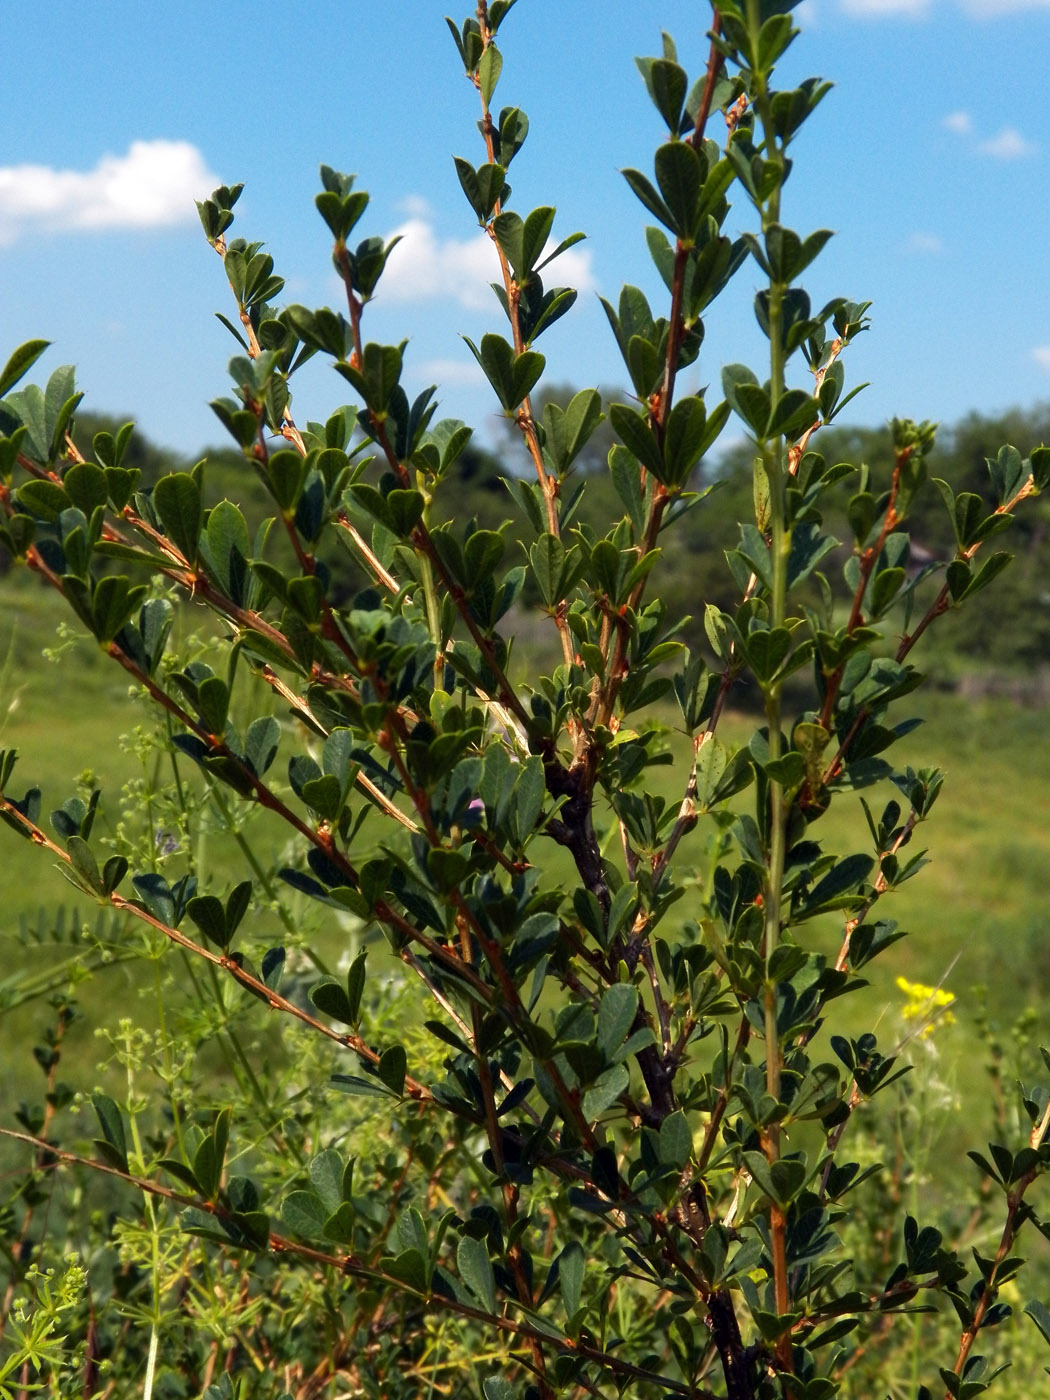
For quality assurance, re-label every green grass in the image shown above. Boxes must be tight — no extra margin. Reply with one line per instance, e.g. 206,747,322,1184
3,581,1050,1389
3,578,1049,1148
830,692,1050,1018
4,574,1049,1028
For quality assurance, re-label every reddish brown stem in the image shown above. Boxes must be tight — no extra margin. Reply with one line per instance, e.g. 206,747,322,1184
945,1170,1039,1395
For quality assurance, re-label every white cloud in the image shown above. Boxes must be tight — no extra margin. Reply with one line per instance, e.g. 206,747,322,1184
540,242,597,297
960,0,1050,14
396,193,432,219
0,139,220,246
907,231,944,253
943,110,973,135
942,111,1036,162
1032,346,1050,373
841,0,1049,14
382,217,498,310
381,214,597,311
416,357,488,387
839,0,929,17
977,126,1036,158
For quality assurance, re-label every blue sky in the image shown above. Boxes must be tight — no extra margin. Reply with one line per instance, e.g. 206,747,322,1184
2,0,1048,459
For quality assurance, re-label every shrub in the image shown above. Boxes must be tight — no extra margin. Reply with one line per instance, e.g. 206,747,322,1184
2,3,1050,1398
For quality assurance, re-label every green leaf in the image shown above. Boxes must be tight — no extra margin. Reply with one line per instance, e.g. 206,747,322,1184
756,13,797,72
765,752,804,788
210,1107,232,1191
721,363,767,436
735,383,773,437
597,984,639,1061
952,491,985,548
153,472,202,564
796,853,874,918
16,478,68,523
606,883,639,945
398,1207,428,1257
377,1044,407,1097
201,499,251,604
948,550,1013,603
627,334,660,399
0,511,35,558
768,389,819,440
63,462,109,514
101,854,129,895
695,736,730,811
663,395,709,484
492,211,522,281
386,488,424,536
315,188,369,243
324,1201,356,1244
654,140,703,241
464,528,505,583
282,1190,327,1240
530,534,578,607
187,895,229,949
658,1110,692,1169
322,726,355,802
746,627,792,684
193,1134,220,1200
542,388,603,475
1025,1298,1050,1349
43,365,81,460
609,402,664,478
621,166,674,232
224,882,253,943
521,206,556,278
0,339,49,397
479,43,502,105
336,341,405,413
4,383,47,459
745,1152,808,1209
464,333,545,411
382,1247,427,1293
483,1379,516,1400
309,1149,345,1215
427,846,470,892
245,715,280,776
453,158,507,223
582,1063,629,1119
330,1073,393,1098
636,57,688,133
91,1091,129,1172
458,1234,497,1313
512,757,545,844
534,232,586,279
67,835,103,894
310,978,354,1025
158,1156,202,1193
559,1240,585,1318
196,675,229,736
496,106,529,166
91,576,148,644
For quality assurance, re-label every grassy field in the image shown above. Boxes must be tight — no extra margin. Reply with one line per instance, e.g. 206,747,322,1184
2,570,1049,1096
3,573,1050,1394
3,570,1048,1010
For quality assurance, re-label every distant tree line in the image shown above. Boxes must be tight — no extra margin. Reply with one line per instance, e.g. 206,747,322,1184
12,393,1046,686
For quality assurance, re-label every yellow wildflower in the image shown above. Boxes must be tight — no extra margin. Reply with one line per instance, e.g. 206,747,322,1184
895,975,956,1038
